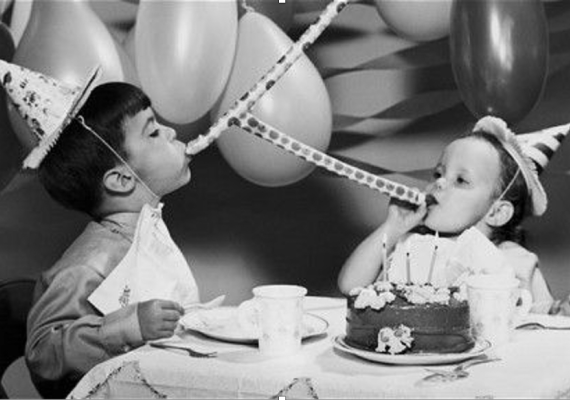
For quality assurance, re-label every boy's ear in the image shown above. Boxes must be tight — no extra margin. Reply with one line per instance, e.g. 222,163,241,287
485,200,515,228
103,166,136,194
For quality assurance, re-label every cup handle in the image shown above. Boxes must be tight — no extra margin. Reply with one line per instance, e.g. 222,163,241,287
515,289,532,321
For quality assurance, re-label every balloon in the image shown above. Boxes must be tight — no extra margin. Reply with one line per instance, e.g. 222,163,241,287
123,24,136,69
212,12,332,187
112,35,140,88
135,0,238,124
450,0,548,124
9,0,125,149
0,22,20,192
157,112,212,144
374,0,452,42
8,0,31,46
238,0,295,33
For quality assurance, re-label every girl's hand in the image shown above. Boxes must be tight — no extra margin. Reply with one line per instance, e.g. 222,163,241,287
385,198,427,237
137,299,184,341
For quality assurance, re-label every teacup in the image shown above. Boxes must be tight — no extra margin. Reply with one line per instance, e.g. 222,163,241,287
239,285,307,357
466,274,531,347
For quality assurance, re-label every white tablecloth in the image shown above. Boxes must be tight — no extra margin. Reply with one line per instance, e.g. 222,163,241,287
68,296,570,399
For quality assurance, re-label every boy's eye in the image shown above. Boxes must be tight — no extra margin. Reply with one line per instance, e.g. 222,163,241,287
149,129,159,138
433,170,442,179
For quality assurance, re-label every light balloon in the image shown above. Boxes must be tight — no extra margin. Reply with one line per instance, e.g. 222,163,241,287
212,11,332,187
9,0,125,149
450,0,548,124
374,0,452,42
135,0,238,124
238,0,294,33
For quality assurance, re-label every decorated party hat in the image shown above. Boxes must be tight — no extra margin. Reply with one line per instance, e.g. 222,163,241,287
0,60,101,169
473,116,570,216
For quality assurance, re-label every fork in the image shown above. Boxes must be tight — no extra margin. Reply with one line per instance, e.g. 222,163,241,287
516,322,570,331
422,355,501,383
150,342,217,358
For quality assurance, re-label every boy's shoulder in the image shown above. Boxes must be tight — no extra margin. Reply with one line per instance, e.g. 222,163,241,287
43,221,132,285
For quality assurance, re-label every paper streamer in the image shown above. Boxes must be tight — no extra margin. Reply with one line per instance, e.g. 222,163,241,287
236,112,426,205
186,0,350,155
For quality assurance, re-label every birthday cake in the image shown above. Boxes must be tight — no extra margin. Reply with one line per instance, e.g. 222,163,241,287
345,282,474,354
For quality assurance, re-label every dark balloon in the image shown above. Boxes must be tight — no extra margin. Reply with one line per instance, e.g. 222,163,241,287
450,0,548,124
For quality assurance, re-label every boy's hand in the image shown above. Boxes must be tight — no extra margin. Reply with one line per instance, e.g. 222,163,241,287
137,299,184,341
385,197,427,237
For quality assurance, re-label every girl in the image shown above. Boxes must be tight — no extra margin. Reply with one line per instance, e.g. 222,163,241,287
338,116,563,314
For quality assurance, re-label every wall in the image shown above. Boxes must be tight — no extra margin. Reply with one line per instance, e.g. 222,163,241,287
1,0,570,307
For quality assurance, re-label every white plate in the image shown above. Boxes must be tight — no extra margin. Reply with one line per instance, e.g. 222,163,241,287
333,335,491,365
180,306,329,344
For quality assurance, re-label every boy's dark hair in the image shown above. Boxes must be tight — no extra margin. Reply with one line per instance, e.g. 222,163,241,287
38,82,151,217
468,130,528,245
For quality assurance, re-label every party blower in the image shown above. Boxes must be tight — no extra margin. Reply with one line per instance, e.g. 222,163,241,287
186,0,429,208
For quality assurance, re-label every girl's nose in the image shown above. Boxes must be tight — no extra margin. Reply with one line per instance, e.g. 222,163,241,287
434,177,446,191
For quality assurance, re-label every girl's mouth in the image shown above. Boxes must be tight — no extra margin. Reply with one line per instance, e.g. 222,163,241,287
425,194,438,207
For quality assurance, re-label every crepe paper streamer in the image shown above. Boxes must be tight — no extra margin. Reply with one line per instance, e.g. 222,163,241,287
236,111,426,206
321,38,451,79
186,0,350,156
332,89,462,131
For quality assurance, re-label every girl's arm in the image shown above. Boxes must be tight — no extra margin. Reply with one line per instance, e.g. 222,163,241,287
337,199,427,294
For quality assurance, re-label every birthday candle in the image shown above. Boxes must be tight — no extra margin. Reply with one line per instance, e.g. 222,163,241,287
427,231,439,284
406,240,411,285
186,0,351,156
382,233,388,282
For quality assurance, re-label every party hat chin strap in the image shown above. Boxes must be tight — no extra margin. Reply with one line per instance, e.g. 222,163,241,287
496,167,521,203
75,116,161,204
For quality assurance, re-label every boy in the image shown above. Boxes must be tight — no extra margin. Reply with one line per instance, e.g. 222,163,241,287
0,61,199,397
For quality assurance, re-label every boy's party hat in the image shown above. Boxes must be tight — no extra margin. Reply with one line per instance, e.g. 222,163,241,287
0,60,100,169
473,116,570,216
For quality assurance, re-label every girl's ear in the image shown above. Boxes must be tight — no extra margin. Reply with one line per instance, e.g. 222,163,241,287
485,200,515,228
103,166,136,194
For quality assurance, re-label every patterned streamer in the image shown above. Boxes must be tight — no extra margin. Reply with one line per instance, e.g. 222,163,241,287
236,112,426,205
186,0,350,155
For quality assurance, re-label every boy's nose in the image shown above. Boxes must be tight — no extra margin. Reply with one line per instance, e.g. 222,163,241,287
166,125,177,141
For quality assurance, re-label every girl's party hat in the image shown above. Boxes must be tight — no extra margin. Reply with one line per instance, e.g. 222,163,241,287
473,116,570,216
518,125,570,175
0,60,100,169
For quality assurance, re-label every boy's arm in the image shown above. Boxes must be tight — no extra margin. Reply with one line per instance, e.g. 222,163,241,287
25,265,145,384
337,199,427,295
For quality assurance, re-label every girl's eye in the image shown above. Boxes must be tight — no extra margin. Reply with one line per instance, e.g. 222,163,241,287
149,129,159,138
456,176,468,185
433,170,442,179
